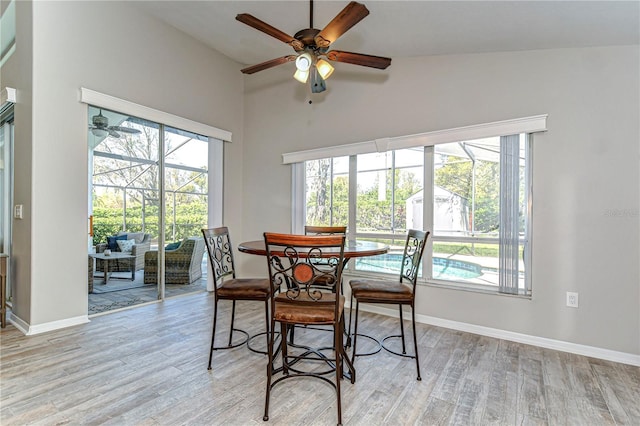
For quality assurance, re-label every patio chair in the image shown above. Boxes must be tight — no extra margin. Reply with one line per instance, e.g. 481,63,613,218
95,232,151,273
348,229,429,380
143,237,205,285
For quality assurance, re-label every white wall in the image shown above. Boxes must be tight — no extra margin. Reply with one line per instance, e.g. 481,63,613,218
241,46,640,356
2,1,244,328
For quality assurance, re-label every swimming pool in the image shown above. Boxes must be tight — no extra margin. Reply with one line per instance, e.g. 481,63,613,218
354,254,483,279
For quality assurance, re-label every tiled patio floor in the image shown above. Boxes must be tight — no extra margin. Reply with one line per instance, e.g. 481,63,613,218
88,271,207,315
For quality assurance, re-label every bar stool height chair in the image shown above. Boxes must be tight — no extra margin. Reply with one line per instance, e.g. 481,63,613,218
348,229,429,380
202,227,271,370
262,232,352,426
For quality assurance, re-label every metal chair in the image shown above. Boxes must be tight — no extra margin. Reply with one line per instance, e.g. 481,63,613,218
348,229,429,380
202,227,271,370
262,232,352,425
304,225,349,345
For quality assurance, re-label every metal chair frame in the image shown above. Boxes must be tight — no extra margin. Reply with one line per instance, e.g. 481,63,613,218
348,229,429,381
262,232,352,426
202,227,271,370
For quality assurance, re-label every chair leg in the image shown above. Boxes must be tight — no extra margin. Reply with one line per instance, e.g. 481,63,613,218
334,321,343,426
280,322,289,376
398,305,407,355
412,306,421,381
346,292,354,348
228,300,237,346
264,301,270,352
352,300,360,361
263,318,276,421
208,299,219,370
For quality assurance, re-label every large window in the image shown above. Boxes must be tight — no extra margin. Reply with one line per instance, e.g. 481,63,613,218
293,117,543,296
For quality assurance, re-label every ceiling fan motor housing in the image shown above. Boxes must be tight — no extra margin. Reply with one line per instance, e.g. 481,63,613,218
92,113,108,128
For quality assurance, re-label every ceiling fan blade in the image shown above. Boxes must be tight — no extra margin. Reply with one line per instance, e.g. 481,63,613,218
110,126,141,134
236,14,304,50
241,55,297,74
108,130,121,138
326,50,391,69
314,2,369,48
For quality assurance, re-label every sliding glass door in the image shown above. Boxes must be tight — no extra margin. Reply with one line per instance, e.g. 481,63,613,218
161,126,208,298
89,107,161,313
88,106,209,314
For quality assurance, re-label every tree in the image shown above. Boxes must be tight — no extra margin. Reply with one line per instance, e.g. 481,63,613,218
306,159,422,233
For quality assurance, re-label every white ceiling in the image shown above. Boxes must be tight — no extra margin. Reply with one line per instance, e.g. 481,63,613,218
132,0,639,68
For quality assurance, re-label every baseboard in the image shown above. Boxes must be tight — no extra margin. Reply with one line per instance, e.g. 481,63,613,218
355,304,640,367
9,312,90,335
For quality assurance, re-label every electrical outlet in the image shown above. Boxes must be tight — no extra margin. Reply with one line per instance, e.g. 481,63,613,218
566,292,579,308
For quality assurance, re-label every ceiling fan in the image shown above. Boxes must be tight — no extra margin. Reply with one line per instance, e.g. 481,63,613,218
89,109,141,138
236,0,391,93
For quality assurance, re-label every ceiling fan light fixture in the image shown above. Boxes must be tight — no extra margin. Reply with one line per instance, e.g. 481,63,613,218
91,128,109,138
295,52,313,71
316,59,335,80
294,68,310,83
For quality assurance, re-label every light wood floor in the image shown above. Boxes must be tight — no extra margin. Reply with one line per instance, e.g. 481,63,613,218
1,292,638,425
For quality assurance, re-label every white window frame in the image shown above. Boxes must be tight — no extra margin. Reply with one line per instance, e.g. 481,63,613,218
288,116,546,296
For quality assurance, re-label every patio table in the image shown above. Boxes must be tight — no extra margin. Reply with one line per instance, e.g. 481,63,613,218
90,252,136,285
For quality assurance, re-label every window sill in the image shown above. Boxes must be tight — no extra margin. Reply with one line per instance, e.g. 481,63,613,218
343,269,531,299
420,278,532,299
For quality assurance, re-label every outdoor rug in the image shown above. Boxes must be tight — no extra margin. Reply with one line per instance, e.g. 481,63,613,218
91,274,148,294
88,297,145,314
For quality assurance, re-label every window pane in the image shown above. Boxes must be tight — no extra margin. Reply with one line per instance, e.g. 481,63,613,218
305,157,348,226
434,138,501,237
91,109,159,244
353,236,414,276
394,148,423,233
432,137,527,290
356,149,423,235
164,127,208,241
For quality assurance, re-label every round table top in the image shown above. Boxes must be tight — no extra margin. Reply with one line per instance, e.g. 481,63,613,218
238,239,389,258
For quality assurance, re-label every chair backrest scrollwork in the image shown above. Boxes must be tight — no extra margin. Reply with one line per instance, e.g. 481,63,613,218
263,233,346,303
202,227,237,288
400,229,430,285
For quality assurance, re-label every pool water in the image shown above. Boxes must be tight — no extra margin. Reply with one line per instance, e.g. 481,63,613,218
354,254,483,279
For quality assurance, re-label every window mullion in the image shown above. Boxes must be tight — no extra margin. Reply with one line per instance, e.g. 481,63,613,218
423,146,434,279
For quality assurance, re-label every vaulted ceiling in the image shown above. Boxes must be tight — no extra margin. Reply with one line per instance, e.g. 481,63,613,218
132,1,639,68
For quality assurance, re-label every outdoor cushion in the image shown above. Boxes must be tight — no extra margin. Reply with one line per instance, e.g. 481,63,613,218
107,234,128,251
123,232,145,244
165,241,181,250
116,239,135,253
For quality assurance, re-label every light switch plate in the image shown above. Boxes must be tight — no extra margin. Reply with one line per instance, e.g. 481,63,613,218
14,204,23,219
